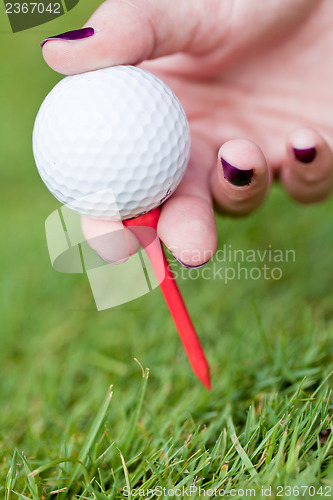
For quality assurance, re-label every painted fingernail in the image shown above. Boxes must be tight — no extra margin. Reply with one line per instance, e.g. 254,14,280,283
221,157,254,186
41,27,94,48
171,253,209,269
293,147,317,164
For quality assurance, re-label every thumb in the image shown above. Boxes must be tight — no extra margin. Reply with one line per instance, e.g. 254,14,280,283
41,0,200,75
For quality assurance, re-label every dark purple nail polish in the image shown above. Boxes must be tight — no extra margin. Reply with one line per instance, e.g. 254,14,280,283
41,27,94,47
221,157,254,187
293,147,317,164
171,253,209,269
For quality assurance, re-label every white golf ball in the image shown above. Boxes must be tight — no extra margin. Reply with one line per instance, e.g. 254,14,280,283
33,65,191,220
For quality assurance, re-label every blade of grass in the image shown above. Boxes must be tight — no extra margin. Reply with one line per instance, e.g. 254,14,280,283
267,429,288,481
286,415,301,473
19,453,39,500
67,384,114,490
119,449,132,499
11,492,32,500
227,416,259,482
95,441,115,463
5,450,17,500
29,457,89,478
264,421,280,465
121,362,149,455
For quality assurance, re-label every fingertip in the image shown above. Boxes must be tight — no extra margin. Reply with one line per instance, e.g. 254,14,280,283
41,0,155,74
281,128,333,203
158,196,217,267
41,26,99,74
212,139,270,215
41,25,132,75
288,127,318,151
81,216,140,263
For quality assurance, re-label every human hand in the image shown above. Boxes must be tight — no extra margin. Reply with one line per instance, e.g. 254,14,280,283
42,0,333,266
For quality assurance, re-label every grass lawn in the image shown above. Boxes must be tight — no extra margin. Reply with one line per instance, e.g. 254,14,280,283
1,3,333,498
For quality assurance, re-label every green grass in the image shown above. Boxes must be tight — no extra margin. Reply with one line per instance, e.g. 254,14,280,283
1,3,333,498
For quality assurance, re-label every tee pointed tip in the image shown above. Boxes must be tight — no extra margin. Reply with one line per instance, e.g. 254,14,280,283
198,369,211,390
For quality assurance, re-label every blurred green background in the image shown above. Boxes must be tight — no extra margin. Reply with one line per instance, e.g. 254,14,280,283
1,0,333,494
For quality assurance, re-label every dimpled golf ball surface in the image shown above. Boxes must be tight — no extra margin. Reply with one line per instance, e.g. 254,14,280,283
33,65,191,220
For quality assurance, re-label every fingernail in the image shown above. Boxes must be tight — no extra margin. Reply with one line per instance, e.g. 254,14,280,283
41,27,94,48
96,251,128,265
171,253,209,269
221,157,254,186
293,147,317,164
96,251,113,264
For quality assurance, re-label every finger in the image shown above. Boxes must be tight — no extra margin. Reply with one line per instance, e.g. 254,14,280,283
41,0,204,75
158,135,217,267
281,128,333,204
211,139,271,216
81,216,140,264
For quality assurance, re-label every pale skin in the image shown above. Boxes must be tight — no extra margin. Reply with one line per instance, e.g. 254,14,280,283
42,0,333,266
